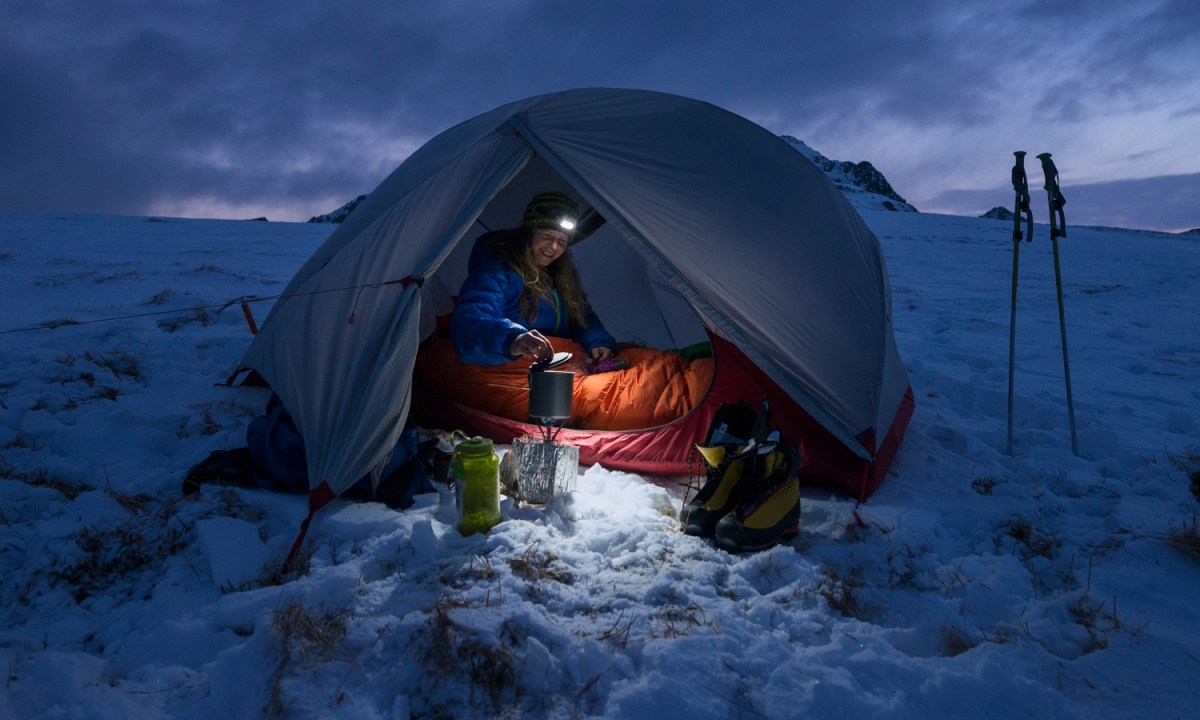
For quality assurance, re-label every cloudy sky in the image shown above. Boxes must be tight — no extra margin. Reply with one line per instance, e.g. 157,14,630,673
2,0,1198,232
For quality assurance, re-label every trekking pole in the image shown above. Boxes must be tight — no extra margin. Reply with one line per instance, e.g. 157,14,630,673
1007,151,1034,455
1035,152,1079,456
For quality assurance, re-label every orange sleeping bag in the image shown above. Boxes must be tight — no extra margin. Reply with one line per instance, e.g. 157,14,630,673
413,337,713,431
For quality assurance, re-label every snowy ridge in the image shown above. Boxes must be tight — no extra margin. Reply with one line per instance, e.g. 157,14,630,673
979,205,1198,240
781,136,918,213
980,205,1200,239
1,209,1199,718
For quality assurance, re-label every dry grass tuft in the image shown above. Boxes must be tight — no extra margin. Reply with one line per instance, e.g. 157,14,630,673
1068,593,1113,654
157,308,214,333
423,594,516,713
267,601,352,718
596,610,635,649
507,542,574,586
82,350,143,383
940,625,978,656
1168,448,1200,502
51,516,188,603
143,288,176,305
971,476,997,495
0,458,87,499
817,567,871,619
650,599,717,639
271,600,350,667
1163,513,1200,563
1001,517,1061,560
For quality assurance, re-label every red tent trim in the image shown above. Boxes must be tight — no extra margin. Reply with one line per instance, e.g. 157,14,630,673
411,332,914,501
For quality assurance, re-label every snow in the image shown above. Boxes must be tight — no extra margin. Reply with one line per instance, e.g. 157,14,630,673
1,208,1198,719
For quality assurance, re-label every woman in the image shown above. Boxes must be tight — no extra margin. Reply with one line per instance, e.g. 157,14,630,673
415,191,711,430
451,191,616,366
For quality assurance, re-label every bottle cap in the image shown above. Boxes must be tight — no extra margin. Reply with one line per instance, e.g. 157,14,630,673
455,436,494,456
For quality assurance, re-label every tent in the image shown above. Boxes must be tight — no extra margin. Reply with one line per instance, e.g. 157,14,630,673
236,87,915,529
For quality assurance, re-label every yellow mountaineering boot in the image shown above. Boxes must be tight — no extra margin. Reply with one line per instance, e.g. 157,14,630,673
680,401,782,541
714,443,800,552
680,444,750,537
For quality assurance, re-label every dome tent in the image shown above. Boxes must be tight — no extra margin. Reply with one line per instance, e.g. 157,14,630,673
237,87,915,525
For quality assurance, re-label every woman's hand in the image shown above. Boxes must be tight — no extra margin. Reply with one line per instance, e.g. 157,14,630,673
590,345,614,362
510,330,553,362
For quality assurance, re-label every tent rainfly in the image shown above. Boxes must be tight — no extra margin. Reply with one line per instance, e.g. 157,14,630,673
236,87,915,542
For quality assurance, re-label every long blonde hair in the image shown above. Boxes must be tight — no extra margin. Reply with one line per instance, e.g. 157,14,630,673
500,228,589,328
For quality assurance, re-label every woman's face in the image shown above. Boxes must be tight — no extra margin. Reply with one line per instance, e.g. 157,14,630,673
529,228,569,267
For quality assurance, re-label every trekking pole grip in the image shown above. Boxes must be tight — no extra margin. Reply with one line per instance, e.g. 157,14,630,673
1011,151,1033,242
1036,152,1060,195
1036,152,1067,238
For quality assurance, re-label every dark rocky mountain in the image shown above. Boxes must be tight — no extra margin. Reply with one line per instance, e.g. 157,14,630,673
307,195,367,224
779,136,917,213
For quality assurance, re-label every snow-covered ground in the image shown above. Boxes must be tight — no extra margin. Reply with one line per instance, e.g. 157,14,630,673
1,208,1197,719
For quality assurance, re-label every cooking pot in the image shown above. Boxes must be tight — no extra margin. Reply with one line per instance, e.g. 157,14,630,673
528,352,574,421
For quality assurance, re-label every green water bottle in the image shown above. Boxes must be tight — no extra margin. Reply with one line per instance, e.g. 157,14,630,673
453,436,500,536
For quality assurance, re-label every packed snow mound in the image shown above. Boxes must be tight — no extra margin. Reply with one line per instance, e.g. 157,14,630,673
781,136,917,213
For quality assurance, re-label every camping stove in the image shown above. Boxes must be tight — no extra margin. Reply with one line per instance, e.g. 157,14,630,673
514,351,579,503
508,435,579,504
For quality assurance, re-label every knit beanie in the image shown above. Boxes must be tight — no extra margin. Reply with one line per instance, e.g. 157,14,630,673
522,191,580,233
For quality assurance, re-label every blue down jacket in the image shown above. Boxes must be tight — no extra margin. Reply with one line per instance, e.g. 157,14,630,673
451,233,615,365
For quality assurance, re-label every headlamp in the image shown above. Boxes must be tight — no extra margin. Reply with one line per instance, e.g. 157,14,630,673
532,205,578,232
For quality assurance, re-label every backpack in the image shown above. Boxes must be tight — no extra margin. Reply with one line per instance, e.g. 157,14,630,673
181,393,435,509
